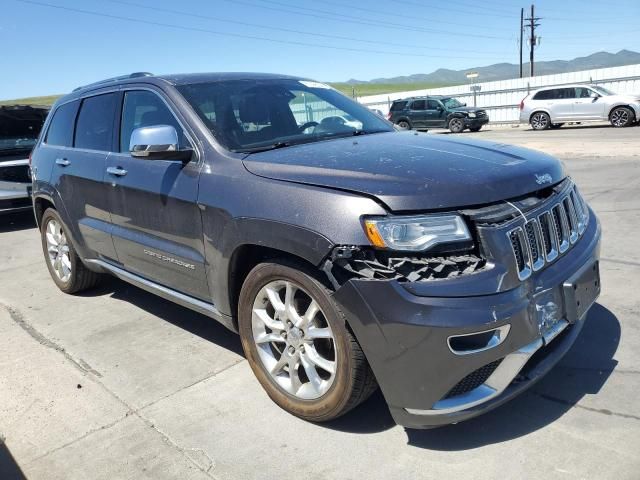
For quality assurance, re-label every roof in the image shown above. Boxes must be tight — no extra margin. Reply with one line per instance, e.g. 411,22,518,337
392,95,451,102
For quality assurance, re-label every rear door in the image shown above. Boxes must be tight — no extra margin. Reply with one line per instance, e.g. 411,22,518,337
407,100,428,127
573,87,606,120
46,93,118,261
105,88,208,300
548,88,576,121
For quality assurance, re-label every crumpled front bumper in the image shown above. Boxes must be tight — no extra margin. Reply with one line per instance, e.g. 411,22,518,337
332,214,601,428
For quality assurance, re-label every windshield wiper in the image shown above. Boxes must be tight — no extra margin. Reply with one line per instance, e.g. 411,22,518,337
240,141,291,154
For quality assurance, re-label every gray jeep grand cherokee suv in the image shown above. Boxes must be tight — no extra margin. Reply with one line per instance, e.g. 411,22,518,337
30,72,601,428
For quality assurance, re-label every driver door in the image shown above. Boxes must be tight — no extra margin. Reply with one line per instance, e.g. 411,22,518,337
573,87,605,120
105,88,209,300
425,99,446,127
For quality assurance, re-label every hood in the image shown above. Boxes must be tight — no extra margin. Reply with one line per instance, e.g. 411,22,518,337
449,106,484,113
242,131,566,211
611,93,640,102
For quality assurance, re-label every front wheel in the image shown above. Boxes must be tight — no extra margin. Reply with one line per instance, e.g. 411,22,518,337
610,107,634,127
530,112,551,130
238,261,377,422
448,117,464,133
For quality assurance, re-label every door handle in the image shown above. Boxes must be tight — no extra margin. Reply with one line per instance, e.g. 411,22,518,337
106,167,128,177
55,158,70,167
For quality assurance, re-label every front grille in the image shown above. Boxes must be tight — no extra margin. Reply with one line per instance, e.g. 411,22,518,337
0,165,31,183
444,359,503,399
507,184,589,280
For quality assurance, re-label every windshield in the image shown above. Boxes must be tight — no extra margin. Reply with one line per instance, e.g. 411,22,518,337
0,106,48,152
177,79,394,152
441,98,464,109
591,86,615,96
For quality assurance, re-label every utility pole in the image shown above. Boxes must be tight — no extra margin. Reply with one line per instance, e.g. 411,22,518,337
519,8,524,78
525,4,542,77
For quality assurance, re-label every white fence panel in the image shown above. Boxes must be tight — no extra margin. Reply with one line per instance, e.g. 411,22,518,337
357,64,640,123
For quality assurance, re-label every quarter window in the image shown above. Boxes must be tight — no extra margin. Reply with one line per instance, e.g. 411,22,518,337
45,101,79,147
74,93,118,151
120,90,184,153
390,101,408,111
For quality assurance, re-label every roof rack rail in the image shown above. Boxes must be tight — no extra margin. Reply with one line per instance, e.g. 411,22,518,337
72,72,154,92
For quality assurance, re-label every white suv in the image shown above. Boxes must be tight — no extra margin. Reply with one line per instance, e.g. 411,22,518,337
520,84,640,130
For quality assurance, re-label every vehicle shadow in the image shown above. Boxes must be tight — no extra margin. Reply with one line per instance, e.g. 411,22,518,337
0,212,36,233
0,441,27,480
79,275,243,356
324,303,619,442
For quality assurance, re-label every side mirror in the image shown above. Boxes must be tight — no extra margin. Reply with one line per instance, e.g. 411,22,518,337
130,125,193,162
462,103,467,107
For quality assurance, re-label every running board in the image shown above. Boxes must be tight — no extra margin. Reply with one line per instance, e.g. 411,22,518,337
86,259,232,328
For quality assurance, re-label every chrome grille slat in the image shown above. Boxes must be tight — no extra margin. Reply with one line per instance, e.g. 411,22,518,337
507,184,589,281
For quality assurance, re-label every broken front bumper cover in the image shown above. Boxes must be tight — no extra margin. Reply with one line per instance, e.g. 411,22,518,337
332,215,601,428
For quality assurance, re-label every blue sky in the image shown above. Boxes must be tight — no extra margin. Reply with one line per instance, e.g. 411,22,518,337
2,0,639,99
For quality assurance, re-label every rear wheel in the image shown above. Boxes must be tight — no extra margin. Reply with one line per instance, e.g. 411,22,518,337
40,208,101,294
397,119,411,130
530,112,550,130
610,107,634,127
448,117,464,133
238,261,377,422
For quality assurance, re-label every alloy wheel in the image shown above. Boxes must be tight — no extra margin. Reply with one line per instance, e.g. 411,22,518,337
450,118,463,133
531,113,549,130
45,219,72,282
611,108,630,127
251,280,337,400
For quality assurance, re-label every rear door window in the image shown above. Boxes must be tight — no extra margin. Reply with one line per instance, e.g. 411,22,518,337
74,93,118,151
410,100,426,110
45,101,79,147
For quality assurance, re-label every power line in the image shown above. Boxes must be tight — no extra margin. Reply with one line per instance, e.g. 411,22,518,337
12,0,509,59
221,0,511,39
104,0,510,55
316,0,516,31
391,0,518,19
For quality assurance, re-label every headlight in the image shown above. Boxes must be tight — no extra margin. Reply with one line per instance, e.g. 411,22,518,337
363,214,472,251
467,112,477,118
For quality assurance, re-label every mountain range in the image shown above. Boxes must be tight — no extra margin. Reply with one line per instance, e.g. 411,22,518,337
345,50,640,85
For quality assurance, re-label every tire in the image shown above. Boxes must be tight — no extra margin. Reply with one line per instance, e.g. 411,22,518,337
448,117,464,133
238,260,377,422
550,123,564,129
469,126,482,132
397,119,411,130
610,107,634,127
40,208,101,294
530,111,551,130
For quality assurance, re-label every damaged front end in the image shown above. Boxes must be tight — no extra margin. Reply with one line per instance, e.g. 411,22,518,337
323,245,488,287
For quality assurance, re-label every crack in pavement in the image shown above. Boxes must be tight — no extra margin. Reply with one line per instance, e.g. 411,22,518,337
600,257,640,269
534,392,640,421
1,300,223,479
0,301,102,378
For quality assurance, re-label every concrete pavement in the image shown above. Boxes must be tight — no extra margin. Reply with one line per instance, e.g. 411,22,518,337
1,124,639,479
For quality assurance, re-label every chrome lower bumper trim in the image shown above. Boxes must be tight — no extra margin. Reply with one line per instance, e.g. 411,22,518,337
406,320,569,416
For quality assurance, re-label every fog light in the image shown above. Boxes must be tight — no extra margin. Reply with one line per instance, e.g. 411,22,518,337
447,324,510,355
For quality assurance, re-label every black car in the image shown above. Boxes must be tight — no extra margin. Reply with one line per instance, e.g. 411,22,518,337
0,105,49,214
30,72,600,429
388,96,489,133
